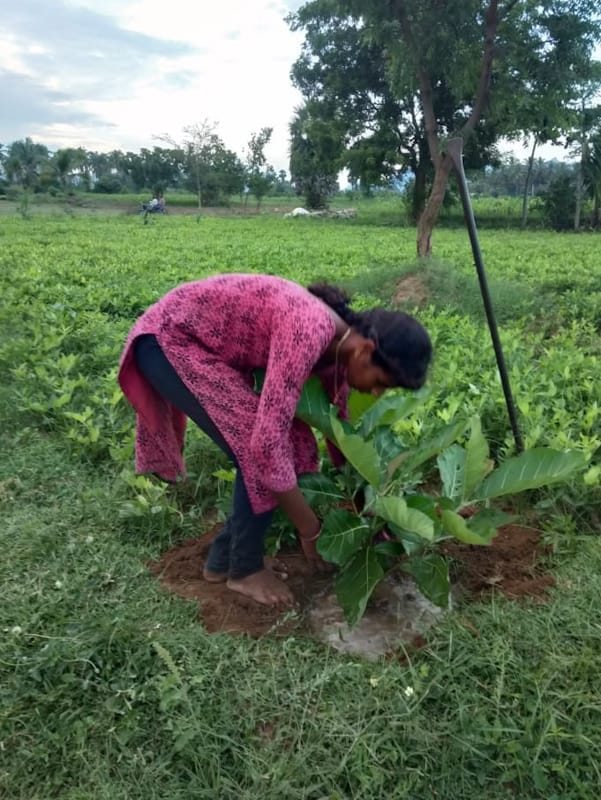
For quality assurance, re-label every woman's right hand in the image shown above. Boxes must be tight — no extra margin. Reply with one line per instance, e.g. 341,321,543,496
299,523,332,574
275,485,333,573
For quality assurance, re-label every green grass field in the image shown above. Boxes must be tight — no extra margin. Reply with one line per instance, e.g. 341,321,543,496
1,209,600,798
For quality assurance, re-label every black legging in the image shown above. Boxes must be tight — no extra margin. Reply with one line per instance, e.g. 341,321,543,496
134,334,273,579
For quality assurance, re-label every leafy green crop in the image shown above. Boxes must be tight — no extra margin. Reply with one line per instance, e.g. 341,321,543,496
290,380,587,624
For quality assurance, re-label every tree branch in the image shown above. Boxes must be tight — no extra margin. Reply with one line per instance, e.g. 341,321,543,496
499,0,520,20
393,0,441,168
460,0,500,139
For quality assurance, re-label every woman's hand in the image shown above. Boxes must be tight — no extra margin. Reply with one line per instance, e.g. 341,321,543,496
275,485,333,573
299,536,333,572
299,524,332,574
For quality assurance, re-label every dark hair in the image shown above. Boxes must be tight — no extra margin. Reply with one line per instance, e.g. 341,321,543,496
308,282,432,390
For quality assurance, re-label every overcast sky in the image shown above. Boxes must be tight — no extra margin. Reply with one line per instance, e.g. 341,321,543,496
1,0,305,171
1,0,578,172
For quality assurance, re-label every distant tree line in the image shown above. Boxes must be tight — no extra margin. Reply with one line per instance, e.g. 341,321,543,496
0,124,294,208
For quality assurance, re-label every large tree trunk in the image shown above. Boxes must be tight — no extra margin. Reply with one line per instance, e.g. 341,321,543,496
416,156,453,256
593,191,600,229
574,137,587,232
396,0,500,256
411,160,428,224
195,157,202,210
574,104,587,232
521,136,537,229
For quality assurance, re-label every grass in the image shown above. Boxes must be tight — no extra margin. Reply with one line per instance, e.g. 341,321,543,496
1,211,601,797
3,430,601,798
1,188,549,228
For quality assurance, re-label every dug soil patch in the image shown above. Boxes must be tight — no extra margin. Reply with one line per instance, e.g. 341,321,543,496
393,273,429,307
149,523,554,648
443,524,554,600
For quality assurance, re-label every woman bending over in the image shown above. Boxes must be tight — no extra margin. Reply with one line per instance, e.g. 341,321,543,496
118,274,431,608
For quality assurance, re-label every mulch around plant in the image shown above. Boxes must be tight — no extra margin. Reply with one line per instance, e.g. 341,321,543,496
148,523,555,638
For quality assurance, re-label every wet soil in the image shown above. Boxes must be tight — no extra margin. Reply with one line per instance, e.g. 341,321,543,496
149,523,555,648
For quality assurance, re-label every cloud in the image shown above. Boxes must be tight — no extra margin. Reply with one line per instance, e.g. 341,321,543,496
0,0,305,170
1,0,196,99
0,70,104,135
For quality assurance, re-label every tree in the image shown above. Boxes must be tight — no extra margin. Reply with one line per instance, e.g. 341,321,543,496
567,65,601,230
584,129,601,228
5,138,49,189
52,148,79,189
468,155,575,198
85,150,126,189
245,127,275,208
543,173,577,230
289,8,433,219
290,0,601,255
272,169,294,196
159,121,244,208
120,147,185,192
289,102,345,208
499,10,601,227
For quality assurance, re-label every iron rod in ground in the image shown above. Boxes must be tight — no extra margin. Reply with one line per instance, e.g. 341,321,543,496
446,137,524,453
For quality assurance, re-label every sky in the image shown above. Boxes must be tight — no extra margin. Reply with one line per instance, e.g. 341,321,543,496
0,0,580,173
1,0,305,171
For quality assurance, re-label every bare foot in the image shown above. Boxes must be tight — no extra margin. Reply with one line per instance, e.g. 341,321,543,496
226,569,296,608
203,557,288,584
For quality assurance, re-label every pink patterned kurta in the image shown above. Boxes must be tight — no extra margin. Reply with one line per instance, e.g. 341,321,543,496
118,274,348,513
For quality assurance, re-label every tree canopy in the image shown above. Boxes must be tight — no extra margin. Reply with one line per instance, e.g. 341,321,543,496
288,0,601,253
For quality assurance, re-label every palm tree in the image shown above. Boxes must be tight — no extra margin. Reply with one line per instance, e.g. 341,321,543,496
53,148,75,189
5,138,49,189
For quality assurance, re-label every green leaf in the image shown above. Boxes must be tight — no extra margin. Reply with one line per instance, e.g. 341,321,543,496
373,540,405,558
295,376,338,440
467,508,516,538
359,392,423,437
389,419,468,478
347,390,377,426
372,427,406,465
401,555,450,608
375,496,434,540
212,468,236,482
476,448,588,500
330,413,382,487
406,494,439,520
387,523,428,555
463,416,490,499
335,546,384,625
317,509,371,566
437,444,466,503
440,509,498,545
298,473,345,506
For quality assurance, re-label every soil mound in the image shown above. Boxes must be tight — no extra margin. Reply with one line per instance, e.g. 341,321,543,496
443,524,554,600
393,274,429,307
149,524,554,642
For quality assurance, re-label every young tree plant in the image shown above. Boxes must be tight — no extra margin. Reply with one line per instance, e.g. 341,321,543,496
290,378,587,624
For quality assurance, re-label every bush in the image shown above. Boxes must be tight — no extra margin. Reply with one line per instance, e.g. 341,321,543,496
93,176,124,194
542,175,576,231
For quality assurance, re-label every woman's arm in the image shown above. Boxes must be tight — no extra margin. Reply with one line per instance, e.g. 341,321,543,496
274,486,330,571
274,485,319,539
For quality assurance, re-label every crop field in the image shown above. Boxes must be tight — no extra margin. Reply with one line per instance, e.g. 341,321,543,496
1,209,601,798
